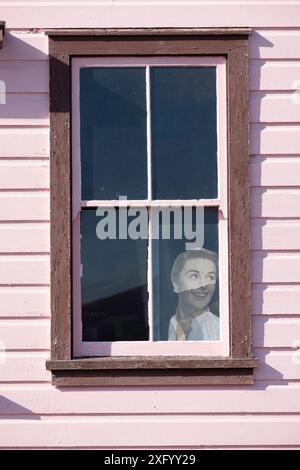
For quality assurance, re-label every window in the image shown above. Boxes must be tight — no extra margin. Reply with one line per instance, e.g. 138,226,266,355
72,57,229,357
46,29,257,386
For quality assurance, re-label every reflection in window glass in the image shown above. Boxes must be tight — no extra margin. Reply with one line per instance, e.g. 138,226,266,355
151,67,217,199
153,207,219,341
80,67,147,200
81,209,149,341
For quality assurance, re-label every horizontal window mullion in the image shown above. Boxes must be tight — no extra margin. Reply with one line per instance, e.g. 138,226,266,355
80,199,221,208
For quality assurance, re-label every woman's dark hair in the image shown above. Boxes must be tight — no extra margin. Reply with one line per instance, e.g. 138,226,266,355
171,249,218,293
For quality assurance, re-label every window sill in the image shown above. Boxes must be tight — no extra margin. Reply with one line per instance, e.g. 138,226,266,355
46,356,258,386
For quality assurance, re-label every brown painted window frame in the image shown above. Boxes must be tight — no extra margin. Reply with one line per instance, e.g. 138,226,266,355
45,28,258,387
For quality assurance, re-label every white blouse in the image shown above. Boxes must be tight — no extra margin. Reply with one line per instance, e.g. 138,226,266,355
168,307,220,341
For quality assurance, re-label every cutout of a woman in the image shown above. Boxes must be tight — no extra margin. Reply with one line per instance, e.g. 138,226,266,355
168,249,219,341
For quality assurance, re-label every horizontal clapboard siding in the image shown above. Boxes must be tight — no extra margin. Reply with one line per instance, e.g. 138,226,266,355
0,94,49,126
251,157,300,187
0,33,48,60
252,285,300,315
0,353,50,383
250,92,300,123
2,92,300,126
0,224,50,253
0,320,50,350
0,161,49,189
2,58,300,94
1,317,299,350
2,218,300,254
0,284,299,319
1,28,300,61
2,3,300,28
255,350,300,380
3,91,300,127
0,61,49,93
250,30,300,59
251,188,300,217
1,25,300,450
1,349,299,383
0,382,300,415
252,220,300,250
0,287,50,317
0,219,300,253
250,60,300,91
0,129,49,158
0,255,50,285
1,250,300,286
253,317,300,348
0,193,49,221
251,125,300,154
1,415,300,448
252,252,300,283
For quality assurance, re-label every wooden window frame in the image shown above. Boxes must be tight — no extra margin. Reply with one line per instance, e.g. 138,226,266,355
72,55,229,358
45,28,258,386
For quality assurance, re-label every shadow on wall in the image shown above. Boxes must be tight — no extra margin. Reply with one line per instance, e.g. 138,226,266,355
249,30,276,378
0,31,49,122
0,396,41,419
249,30,274,158
249,32,300,384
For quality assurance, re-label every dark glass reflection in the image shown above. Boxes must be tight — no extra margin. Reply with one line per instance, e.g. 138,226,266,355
80,67,147,200
153,207,219,341
151,67,218,199
81,209,148,341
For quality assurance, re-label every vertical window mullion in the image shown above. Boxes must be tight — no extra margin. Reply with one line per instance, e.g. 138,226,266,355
146,66,152,201
148,207,153,341
146,65,153,341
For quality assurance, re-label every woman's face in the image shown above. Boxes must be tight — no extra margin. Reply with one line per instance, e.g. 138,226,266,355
177,257,217,311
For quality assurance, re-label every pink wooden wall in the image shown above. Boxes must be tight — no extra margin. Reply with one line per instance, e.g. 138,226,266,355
1,0,300,449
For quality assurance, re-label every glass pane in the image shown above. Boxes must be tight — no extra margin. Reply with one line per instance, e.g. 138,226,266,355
152,207,219,341
80,67,147,200
151,67,217,199
81,208,148,341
